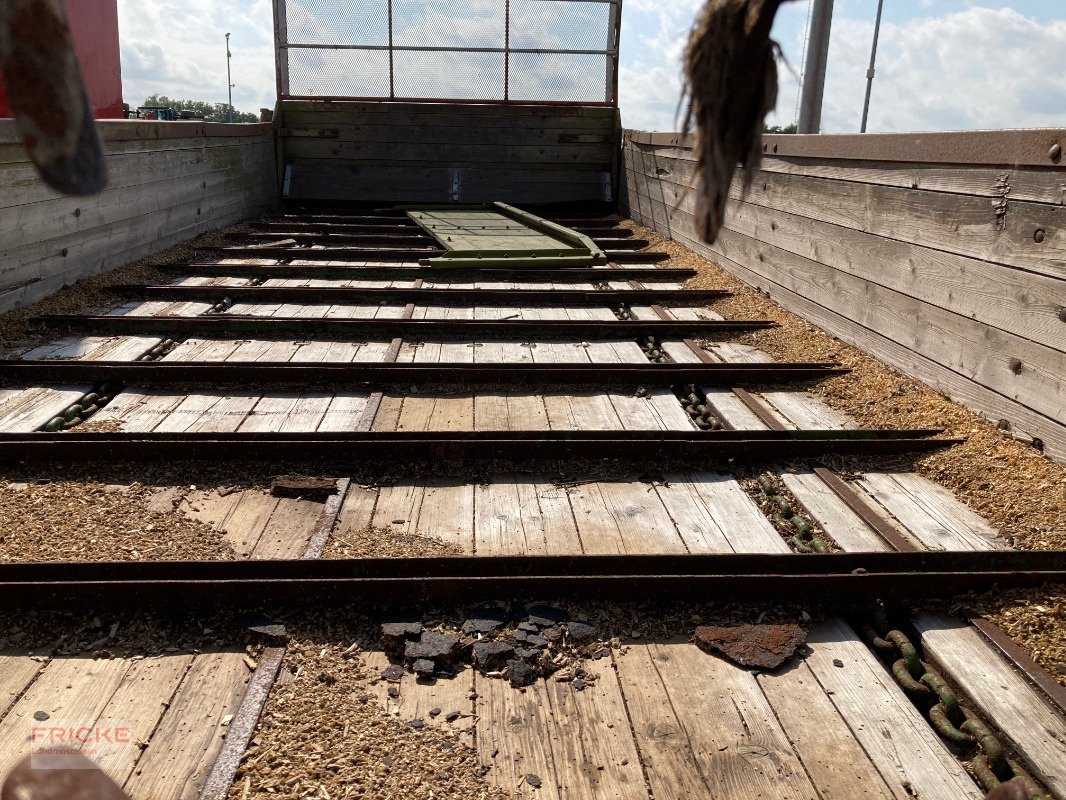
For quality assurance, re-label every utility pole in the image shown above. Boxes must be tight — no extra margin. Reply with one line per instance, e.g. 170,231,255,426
797,0,834,134
226,32,234,123
860,0,885,133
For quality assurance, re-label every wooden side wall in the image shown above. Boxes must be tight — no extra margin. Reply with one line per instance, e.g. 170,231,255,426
621,128,1066,462
279,101,619,204
0,120,278,314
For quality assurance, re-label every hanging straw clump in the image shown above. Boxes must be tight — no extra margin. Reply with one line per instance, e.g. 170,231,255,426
682,0,786,244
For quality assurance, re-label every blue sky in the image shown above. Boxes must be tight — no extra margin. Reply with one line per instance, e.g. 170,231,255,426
118,0,1066,132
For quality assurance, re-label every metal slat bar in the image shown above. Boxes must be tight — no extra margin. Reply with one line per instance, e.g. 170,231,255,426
0,429,953,463
280,44,615,55
162,264,696,282
36,316,772,341
0,550,1059,608
112,285,730,307
0,361,849,390
206,246,668,264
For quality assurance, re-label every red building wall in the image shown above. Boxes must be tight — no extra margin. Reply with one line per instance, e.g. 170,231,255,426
0,0,124,119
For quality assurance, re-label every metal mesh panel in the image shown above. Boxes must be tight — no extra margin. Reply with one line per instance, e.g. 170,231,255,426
288,48,391,96
277,0,619,102
286,0,389,45
394,50,506,99
392,0,505,48
509,0,611,52
508,51,607,102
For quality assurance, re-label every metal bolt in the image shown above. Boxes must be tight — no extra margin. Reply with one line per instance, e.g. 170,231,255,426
1034,228,1046,243
1008,358,1023,374
1058,307,1066,323
1050,143,1062,163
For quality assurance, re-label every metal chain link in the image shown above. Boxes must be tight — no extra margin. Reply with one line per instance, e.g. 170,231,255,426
860,611,1051,800
756,473,832,552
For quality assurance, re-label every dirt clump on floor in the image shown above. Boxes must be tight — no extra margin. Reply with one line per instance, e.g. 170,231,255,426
625,220,1066,555
232,614,506,800
0,479,235,562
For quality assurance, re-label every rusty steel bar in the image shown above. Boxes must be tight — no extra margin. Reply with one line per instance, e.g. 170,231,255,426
0,428,953,464
0,551,1061,609
249,221,634,238
37,315,774,341
0,360,849,390
112,285,729,308
161,263,697,282
208,245,670,264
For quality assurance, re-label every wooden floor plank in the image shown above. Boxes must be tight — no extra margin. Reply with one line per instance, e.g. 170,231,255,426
757,661,899,800
705,390,771,430
416,481,476,553
616,641,817,800
476,675,563,800
539,656,649,800
0,657,132,776
654,476,736,553
857,473,1003,551
913,613,1066,798
803,619,984,800
536,480,585,555
252,497,325,559
566,482,627,554
88,654,197,786
598,480,689,554
217,491,282,557
688,473,791,553
779,471,904,552
0,654,47,720
124,651,250,800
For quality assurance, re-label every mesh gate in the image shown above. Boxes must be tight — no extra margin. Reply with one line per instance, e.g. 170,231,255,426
273,0,622,104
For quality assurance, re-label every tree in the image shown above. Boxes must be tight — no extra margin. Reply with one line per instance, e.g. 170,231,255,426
764,123,798,134
141,94,260,123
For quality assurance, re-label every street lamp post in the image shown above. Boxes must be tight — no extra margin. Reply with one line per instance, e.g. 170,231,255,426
226,32,234,123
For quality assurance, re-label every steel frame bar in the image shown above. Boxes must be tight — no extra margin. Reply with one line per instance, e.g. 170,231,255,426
249,221,634,238
0,361,849,390
36,316,773,340
113,286,730,308
209,246,668,264
1,550,1059,608
0,429,953,463
162,264,697,282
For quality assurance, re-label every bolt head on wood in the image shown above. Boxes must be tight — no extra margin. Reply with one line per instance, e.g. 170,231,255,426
1033,228,1046,243
1008,357,1023,374
1050,142,1062,163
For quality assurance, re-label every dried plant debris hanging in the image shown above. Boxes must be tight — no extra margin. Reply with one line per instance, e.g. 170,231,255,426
682,0,789,243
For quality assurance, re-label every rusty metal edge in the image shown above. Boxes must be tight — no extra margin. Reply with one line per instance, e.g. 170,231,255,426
731,387,788,431
969,617,1066,717
812,467,920,552
623,128,1065,168
301,478,352,560
198,645,285,800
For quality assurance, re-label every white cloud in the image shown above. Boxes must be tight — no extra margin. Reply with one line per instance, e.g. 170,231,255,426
823,7,1066,132
117,0,277,111
618,2,1066,133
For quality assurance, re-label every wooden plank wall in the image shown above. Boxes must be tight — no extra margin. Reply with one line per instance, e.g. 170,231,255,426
0,120,278,314
621,128,1066,463
279,101,619,204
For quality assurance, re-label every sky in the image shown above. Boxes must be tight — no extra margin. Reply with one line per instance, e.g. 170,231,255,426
117,0,1066,133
